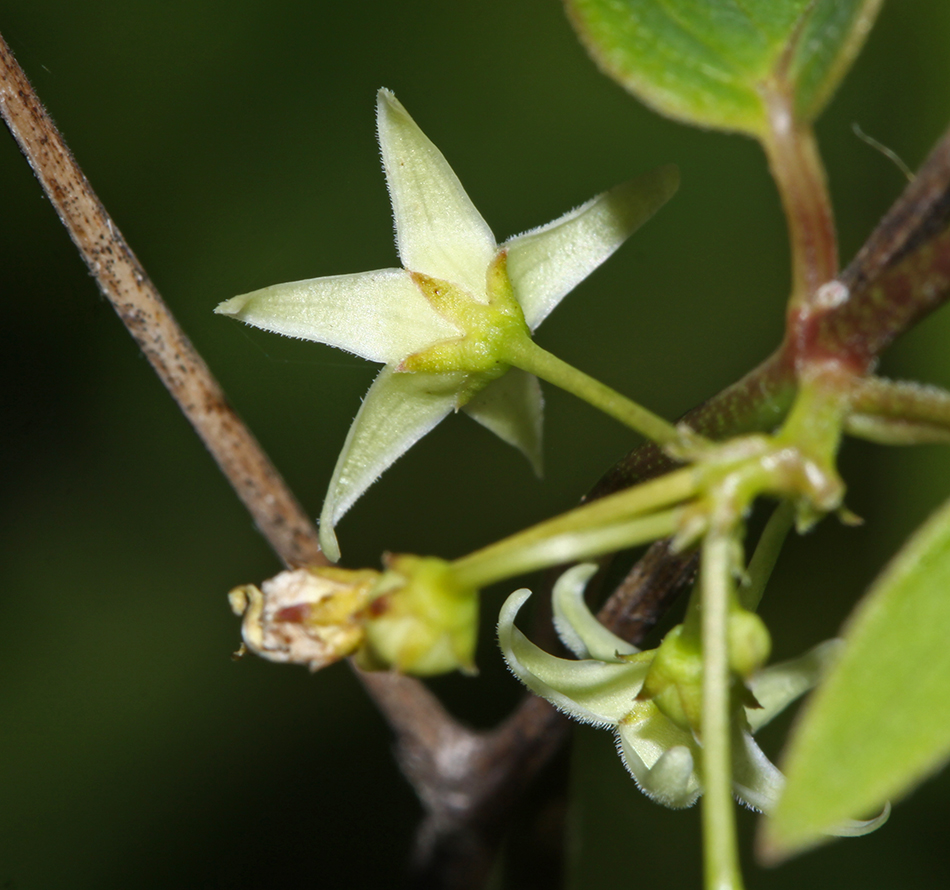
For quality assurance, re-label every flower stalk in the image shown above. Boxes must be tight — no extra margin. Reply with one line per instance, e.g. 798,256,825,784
504,336,686,447
700,532,746,890
452,467,699,588
452,507,682,589
738,502,795,612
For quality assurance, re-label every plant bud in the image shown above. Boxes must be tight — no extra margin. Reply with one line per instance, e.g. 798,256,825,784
359,554,478,676
728,608,772,679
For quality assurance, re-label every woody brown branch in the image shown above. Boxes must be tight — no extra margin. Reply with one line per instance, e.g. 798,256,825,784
0,32,322,570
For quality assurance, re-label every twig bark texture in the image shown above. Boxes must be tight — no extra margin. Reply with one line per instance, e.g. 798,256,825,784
0,31,322,570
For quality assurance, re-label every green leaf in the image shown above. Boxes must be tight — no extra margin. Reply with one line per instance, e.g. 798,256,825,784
564,0,882,136
763,495,950,859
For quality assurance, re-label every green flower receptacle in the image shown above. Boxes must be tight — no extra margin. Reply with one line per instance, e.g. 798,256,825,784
360,554,479,676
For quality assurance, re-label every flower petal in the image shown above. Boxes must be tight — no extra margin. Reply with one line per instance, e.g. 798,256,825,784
505,165,680,330
731,721,889,834
462,368,544,476
318,366,464,561
376,89,496,298
826,804,891,837
215,269,458,364
732,727,785,813
498,588,649,726
551,563,639,661
616,704,701,808
746,640,843,733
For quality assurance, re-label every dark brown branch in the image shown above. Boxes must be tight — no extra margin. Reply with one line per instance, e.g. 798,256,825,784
814,125,950,364
409,697,570,890
839,127,950,296
597,539,698,642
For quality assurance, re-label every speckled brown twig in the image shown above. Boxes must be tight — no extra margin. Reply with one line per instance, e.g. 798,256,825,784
0,31,322,570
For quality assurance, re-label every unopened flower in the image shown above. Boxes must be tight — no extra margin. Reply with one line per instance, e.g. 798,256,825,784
216,89,678,561
359,554,479,676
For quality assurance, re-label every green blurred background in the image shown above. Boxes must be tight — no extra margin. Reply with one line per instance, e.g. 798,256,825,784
3,1,950,887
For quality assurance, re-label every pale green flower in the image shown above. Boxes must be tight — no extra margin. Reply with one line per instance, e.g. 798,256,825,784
499,563,889,831
217,89,677,561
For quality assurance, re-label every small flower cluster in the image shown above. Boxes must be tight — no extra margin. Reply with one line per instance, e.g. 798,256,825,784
499,562,888,832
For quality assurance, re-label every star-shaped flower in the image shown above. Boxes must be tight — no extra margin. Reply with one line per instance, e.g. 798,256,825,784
499,563,889,832
216,89,678,561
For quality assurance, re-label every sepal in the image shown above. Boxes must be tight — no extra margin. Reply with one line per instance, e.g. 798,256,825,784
551,562,639,661
498,586,652,727
215,269,457,363
377,89,496,296
462,368,544,476
506,165,679,329
318,367,464,561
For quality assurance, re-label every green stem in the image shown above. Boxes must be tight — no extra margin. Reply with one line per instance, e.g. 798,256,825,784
738,501,795,612
453,509,680,589
452,468,698,588
849,376,950,427
770,369,849,518
701,533,745,890
505,337,689,447
760,86,837,307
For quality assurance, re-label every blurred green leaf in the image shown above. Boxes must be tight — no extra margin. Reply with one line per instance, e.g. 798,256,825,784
564,0,883,136
764,494,950,859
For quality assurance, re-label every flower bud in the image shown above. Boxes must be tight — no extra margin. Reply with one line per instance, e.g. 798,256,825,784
728,607,772,679
359,554,478,676
638,625,703,732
